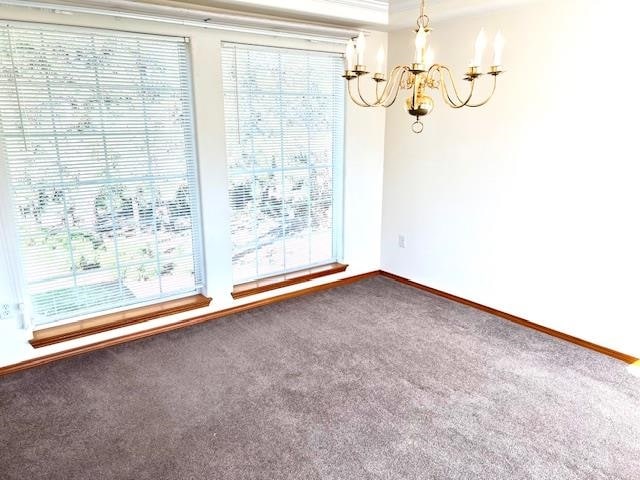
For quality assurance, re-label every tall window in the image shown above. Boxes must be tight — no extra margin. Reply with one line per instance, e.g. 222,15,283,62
221,42,345,284
0,23,204,326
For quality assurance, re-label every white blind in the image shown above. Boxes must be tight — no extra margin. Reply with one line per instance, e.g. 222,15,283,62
0,22,204,326
221,42,345,283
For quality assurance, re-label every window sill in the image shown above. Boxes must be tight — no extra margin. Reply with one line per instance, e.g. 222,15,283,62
29,294,212,348
231,262,348,299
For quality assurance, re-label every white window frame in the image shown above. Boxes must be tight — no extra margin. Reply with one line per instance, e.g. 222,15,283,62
221,41,346,284
0,21,206,330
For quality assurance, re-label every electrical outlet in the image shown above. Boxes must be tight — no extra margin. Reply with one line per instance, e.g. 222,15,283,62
398,235,406,248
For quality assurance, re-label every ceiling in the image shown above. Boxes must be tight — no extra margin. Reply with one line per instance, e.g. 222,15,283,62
389,0,538,29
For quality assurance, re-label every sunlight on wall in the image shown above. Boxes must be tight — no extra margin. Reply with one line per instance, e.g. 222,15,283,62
382,0,640,358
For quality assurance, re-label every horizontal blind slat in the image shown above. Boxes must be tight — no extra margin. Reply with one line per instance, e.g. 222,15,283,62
221,42,344,284
0,22,204,326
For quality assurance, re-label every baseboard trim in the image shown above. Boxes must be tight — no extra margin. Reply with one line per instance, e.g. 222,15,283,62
0,270,379,377
379,271,638,364
2,269,636,377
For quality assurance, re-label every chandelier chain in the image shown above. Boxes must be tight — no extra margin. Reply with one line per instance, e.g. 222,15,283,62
416,0,429,30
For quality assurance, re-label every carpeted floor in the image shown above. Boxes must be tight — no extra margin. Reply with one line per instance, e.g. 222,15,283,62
1,276,639,480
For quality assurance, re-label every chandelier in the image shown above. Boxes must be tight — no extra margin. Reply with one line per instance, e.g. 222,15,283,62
342,0,505,133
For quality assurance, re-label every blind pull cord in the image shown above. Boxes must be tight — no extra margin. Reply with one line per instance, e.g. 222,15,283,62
7,29,28,151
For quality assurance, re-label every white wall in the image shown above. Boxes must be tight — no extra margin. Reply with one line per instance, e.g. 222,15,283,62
0,4,386,367
382,0,640,358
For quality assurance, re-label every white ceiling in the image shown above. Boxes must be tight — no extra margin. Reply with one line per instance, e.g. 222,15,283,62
389,0,537,29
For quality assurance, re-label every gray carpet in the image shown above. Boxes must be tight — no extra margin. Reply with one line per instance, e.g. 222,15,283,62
1,277,639,480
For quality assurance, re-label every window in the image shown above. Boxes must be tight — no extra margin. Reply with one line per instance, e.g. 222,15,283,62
221,42,345,284
0,23,204,327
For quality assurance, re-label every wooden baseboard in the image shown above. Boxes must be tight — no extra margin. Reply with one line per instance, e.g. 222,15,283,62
379,271,638,364
2,269,636,377
0,270,379,377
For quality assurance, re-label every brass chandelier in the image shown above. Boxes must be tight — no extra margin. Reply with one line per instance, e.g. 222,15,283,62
342,0,505,133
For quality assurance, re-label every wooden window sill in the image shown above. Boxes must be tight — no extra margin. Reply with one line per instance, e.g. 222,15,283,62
29,294,212,348
231,262,348,299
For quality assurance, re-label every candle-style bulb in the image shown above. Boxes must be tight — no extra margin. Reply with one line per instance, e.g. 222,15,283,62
493,31,505,66
345,39,355,70
473,28,487,67
414,28,427,63
376,45,385,73
355,32,366,65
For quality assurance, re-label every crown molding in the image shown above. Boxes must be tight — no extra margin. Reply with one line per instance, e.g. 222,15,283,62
302,0,387,12
0,0,544,35
0,0,365,42
140,0,389,26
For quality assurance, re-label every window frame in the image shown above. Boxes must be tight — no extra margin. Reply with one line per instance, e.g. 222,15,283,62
221,41,346,288
0,21,209,332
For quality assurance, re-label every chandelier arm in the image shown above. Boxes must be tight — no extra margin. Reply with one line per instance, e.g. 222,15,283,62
377,66,403,103
372,65,407,105
466,74,498,107
382,67,407,108
354,66,408,107
375,78,394,104
440,66,475,107
356,75,381,106
427,63,440,78
347,79,373,107
400,68,411,89
439,67,498,108
441,75,476,109
439,72,460,108
345,66,410,108
379,67,410,107
428,66,454,102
